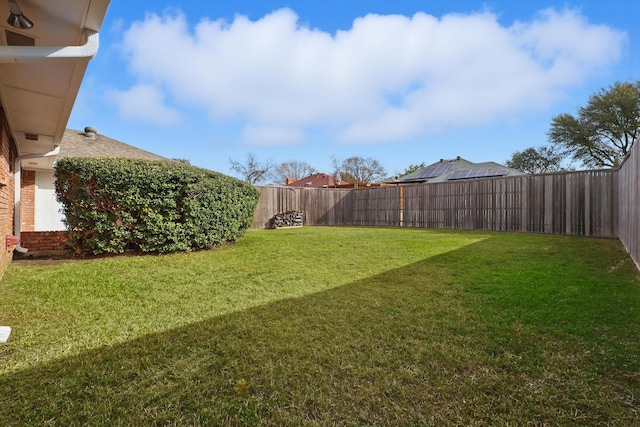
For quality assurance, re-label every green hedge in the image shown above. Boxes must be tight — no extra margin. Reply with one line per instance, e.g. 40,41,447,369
54,158,260,255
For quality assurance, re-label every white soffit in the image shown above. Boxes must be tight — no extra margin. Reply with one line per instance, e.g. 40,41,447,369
0,0,110,155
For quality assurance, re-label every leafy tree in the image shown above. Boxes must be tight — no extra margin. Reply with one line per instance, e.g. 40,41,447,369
548,80,640,168
229,153,273,185
402,162,426,176
331,156,387,185
506,146,568,174
271,161,317,185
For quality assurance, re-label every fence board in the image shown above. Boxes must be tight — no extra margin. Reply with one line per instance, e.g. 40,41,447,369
618,142,640,270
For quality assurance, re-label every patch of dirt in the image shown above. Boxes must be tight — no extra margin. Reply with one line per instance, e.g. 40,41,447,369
12,251,82,265
608,258,628,272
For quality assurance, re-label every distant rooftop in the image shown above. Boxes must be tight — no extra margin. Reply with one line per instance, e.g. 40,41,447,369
286,173,346,188
393,157,524,184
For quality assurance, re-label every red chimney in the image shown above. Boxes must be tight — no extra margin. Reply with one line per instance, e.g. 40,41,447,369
286,178,294,185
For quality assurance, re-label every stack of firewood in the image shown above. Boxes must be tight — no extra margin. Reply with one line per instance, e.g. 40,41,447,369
270,211,303,228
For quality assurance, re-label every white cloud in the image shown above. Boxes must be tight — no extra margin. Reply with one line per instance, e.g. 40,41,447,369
115,7,626,143
242,125,305,145
106,84,182,126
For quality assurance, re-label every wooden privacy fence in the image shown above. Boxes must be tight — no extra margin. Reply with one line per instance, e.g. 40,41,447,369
252,187,352,228
253,140,640,269
402,171,617,236
252,186,401,228
618,144,640,269
253,169,618,238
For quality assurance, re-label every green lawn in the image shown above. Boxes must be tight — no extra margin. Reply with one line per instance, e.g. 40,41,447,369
0,227,638,425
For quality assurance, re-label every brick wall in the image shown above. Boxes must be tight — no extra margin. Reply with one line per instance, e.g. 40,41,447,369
0,108,16,277
20,169,35,231
20,231,66,252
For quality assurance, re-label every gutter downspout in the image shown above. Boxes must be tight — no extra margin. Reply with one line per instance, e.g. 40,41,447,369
13,145,60,253
0,29,99,63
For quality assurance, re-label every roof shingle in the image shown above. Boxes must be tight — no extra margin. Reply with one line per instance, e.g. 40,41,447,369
394,157,523,183
58,129,166,161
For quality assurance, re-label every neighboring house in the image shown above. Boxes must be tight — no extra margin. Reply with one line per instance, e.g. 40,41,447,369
392,156,524,184
286,173,345,188
0,0,110,272
286,173,381,189
18,128,166,252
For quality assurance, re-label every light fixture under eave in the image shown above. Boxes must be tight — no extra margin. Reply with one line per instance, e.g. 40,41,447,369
7,0,33,30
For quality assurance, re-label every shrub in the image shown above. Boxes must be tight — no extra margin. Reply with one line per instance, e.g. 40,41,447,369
54,158,260,255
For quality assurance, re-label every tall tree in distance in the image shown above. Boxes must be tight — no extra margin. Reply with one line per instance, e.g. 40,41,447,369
331,156,387,185
548,80,640,168
271,161,317,185
506,146,569,174
229,153,273,185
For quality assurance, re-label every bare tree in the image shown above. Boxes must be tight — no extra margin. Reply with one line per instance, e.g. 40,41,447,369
229,153,273,185
331,156,387,185
270,161,317,185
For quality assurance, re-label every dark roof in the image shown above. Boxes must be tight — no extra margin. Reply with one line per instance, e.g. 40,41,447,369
58,129,166,161
394,157,524,184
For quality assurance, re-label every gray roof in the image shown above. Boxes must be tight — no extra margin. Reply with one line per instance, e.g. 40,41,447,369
394,157,524,184
58,129,166,161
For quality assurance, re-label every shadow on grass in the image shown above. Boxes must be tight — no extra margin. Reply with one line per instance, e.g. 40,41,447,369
1,236,638,426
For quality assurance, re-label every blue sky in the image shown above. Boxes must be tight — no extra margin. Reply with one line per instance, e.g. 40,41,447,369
68,0,639,180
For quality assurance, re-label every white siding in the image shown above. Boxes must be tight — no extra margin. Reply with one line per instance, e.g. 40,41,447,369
35,171,65,231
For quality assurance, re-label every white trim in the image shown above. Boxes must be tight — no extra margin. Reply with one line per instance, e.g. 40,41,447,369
14,145,60,252
0,29,98,63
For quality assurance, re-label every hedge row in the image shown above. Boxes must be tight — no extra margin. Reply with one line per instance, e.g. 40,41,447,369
54,158,260,255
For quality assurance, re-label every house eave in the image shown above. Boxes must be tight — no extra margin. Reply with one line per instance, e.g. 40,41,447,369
0,0,110,156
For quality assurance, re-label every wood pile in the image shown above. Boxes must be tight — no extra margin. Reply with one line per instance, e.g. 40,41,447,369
270,211,303,228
